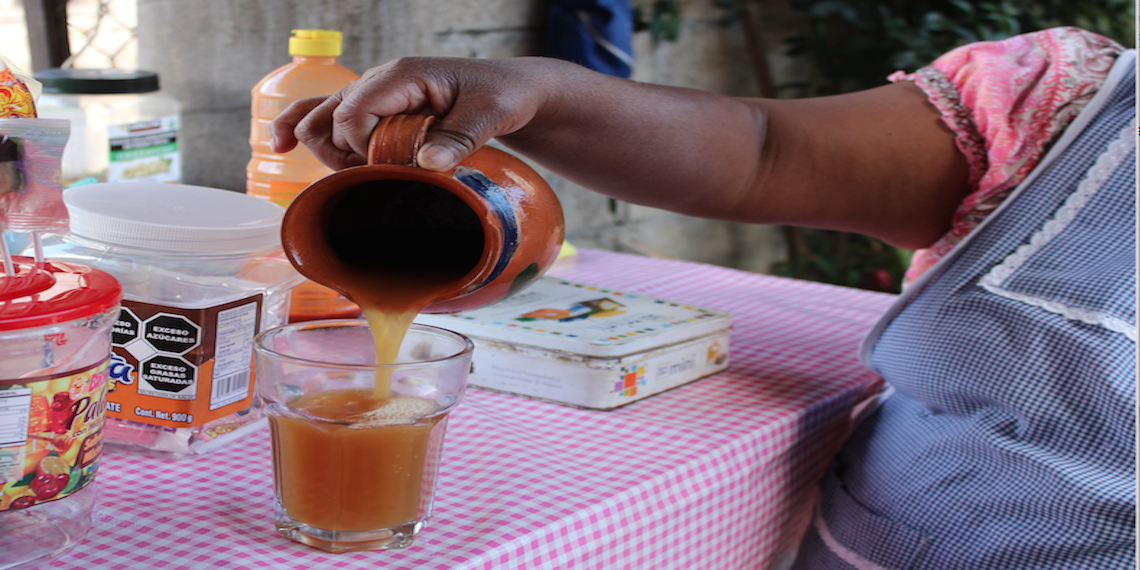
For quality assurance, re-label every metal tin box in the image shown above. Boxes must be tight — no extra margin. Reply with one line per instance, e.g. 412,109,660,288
414,277,732,409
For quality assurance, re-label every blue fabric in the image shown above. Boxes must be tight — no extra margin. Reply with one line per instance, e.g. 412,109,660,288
545,0,634,78
795,57,1136,569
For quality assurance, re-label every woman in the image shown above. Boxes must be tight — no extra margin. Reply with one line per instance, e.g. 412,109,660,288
273,27,1135,569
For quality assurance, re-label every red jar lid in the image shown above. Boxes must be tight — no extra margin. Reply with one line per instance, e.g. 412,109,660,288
0,256,122,331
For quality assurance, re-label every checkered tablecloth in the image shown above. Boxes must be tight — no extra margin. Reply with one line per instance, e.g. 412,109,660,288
54,249,894,570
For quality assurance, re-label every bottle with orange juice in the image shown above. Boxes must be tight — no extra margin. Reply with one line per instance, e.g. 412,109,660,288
248,29,361,321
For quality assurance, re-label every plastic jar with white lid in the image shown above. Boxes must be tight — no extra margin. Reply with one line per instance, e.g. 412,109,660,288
33,68,182,186
0,256,122,570
35,182,304,457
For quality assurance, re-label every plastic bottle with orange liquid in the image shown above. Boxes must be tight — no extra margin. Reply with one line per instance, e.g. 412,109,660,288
248,29,361,321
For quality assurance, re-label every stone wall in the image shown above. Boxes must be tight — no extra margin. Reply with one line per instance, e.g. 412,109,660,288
138,0,806,273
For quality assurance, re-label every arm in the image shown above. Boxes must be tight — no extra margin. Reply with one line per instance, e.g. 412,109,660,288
272,56,970,250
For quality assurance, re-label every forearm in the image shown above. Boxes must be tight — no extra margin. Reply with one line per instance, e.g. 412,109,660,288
495,63,766,221
501,66,969,248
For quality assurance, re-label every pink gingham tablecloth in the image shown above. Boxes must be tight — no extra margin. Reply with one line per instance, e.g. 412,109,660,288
56,248,894,570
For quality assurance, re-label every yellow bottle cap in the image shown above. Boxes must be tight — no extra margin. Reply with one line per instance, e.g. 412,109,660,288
289,29,343,57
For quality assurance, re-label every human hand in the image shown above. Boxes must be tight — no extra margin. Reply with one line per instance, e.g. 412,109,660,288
270,57,561,172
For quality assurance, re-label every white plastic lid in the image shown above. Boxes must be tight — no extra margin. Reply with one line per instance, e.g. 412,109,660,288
64,183,286,254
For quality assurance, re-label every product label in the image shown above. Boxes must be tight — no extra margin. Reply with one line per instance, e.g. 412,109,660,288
0,361,109,512
107,115,181,183
108,295,263,428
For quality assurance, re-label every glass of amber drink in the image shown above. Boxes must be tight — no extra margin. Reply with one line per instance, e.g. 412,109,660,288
254,320,473,553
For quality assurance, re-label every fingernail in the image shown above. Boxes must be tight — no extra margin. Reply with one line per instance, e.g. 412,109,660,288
269,132,278,152
419,143,459,171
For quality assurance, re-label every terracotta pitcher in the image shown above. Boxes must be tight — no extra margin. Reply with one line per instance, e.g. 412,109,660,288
280,114,564,314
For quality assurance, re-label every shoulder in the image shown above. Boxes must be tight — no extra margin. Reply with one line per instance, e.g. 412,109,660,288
889,28,1125,284
919,27,1122,90
891,27,1124,189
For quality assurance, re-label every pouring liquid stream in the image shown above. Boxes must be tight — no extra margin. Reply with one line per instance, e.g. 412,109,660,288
362,307,415,400
301,178,487,401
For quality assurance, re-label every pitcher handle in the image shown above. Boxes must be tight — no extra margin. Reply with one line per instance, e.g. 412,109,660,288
367,114,437,166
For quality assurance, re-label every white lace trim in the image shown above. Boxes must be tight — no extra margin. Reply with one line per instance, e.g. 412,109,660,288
978,118,1137,342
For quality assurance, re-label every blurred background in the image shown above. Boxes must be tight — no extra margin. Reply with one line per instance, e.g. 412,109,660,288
2,0,1134,293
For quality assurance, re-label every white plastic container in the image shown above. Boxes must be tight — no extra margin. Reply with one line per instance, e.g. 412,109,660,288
35,183,304,456
0,256,122,570
34,68,182,186
415,277,733,409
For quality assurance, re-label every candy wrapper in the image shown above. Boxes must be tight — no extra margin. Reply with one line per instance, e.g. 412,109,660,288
0,118,70,233
0,55,70,274
0,54,39,119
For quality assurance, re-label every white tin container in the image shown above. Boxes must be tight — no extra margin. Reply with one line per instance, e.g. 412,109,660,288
415,277,732,409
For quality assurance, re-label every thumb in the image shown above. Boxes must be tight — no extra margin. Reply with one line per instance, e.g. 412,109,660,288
415,95,527,171
416,127,480,172
417,140,463,171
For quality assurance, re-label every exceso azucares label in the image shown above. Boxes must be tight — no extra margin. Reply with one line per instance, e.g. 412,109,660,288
107,296,263,428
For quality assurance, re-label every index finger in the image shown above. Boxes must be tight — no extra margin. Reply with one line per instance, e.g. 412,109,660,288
271,96,328,153
292,92,370,170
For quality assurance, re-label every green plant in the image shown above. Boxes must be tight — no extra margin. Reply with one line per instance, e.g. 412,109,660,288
785,0,1135,95
634,0,684,43
772,229,909,293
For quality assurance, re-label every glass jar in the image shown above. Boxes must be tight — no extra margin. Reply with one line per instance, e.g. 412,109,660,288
33,68,182,186
36,182,304,457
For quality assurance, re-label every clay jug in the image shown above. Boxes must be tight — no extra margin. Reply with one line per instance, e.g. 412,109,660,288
280,114,565,314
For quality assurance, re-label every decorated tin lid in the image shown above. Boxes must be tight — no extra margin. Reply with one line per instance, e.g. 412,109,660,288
0,257,122,331
415,277,732,357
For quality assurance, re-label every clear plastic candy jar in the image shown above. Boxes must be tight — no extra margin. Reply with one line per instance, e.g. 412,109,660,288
0,256,122,570
34,68,182,186
36,183,303,457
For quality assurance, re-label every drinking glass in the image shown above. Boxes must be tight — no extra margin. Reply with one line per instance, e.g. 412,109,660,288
254,320,473,553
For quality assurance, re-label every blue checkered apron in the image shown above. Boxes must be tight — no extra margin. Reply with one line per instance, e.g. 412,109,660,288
793,51,1136,570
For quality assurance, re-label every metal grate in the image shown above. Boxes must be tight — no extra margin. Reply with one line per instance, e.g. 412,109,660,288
0,0,137,72
0,0,34,71
62,0,138,68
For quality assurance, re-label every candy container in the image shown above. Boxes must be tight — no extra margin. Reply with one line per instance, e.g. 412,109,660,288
0,257,121,570
0,55,122,570
37,182,303,457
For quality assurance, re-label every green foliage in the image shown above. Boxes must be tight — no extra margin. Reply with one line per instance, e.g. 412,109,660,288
634,1,684,43
772,230,909,293
784,0,1135,95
